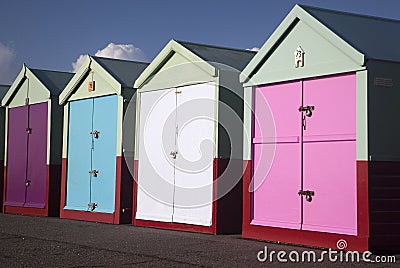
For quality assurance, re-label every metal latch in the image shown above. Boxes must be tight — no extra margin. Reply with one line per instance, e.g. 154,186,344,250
25,179,31,187
90,130,100,139
170,151,178,159
298,190,315,202
175,91,182,94
88,202,97,211
298,105,315,117
26,127,32,134
89,170,99,177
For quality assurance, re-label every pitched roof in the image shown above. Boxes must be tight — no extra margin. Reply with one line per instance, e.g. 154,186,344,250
177,40,256,71
30,69,74,96
92,56,149,87
0,84,10,104
300,5,400,62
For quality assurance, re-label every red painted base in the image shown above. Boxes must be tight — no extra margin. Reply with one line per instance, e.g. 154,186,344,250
135,219,215,234
3,205,48,217
2,164,61,217
60,209,117,224
0,161,3,212
242,160,370,252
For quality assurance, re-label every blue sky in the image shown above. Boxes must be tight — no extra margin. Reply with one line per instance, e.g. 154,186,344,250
1,0,400,84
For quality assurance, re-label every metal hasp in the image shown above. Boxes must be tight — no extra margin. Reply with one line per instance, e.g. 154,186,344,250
90,130,100,139
88,202,98,211
298,190,315,202
88,169,99,177
170,151,178,159
298,105,315,117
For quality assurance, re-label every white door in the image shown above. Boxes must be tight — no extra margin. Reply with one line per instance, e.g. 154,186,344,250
136,88,176,222
173,83,215,226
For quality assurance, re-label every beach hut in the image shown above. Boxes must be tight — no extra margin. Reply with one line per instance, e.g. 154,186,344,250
59,55,148,224
0,84,10,211
240,4,400,251
133,40,255,234
2,66,73,216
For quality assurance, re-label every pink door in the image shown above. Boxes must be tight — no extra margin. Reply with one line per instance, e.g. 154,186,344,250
252,81,302,229
251,74,357,235
302,74,357,235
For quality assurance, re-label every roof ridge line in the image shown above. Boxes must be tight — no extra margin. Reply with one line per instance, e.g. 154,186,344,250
300,4,400,24
30,68,74,75
92,55,149,64
176,40,257,54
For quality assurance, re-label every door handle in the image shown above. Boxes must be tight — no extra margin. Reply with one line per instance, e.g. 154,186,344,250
298,105,315,117
298,190,315,202
170,151,178,159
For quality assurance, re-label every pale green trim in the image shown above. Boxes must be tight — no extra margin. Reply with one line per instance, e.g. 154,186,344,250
240,4,365,84
116,95,124,157
46,99,51,165
214,82,219,159
356,70,368,161
1,65,26,106
59,56,91,104
134,39,216,89
62,103,69,158
3,65,51,107
59,55,122,105
243,86,253,160
134,91,141,161
3,107,8,164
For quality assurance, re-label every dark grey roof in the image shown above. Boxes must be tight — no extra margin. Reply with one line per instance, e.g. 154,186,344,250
30,69,74,96
92,56,149,88
0,84,10,104
301,5,400,62
177,41,256,71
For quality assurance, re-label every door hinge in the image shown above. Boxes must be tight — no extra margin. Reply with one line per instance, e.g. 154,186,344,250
175,90,182,94
88,202,97,211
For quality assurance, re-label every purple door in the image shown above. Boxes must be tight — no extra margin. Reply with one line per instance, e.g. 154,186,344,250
5,106,29,206
302,74,357,235
252,81,302,229
25,103,48,208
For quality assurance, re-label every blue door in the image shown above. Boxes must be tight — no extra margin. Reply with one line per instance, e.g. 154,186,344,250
65,98,93,211
91,95,118,213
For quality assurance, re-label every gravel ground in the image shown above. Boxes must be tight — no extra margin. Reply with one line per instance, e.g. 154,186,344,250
0,214,398,267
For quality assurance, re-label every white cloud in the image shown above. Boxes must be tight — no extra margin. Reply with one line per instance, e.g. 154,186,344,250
246,47,260,52
72,43,147,72
0,43,19,84
71,54,87,73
